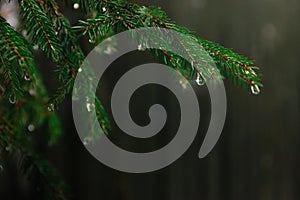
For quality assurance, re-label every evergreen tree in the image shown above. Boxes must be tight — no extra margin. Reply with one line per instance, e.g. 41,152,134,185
0,0,262,199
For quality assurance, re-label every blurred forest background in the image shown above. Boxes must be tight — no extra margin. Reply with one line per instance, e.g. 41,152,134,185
0,0,299,199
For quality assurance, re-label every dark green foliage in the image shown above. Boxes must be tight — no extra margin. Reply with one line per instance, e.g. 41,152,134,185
0,16,36,99
19,0,63,61
76,0,261,91
0,0,262,198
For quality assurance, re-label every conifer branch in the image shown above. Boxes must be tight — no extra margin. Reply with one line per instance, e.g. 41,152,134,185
0,99,66,199
32,0,111,133
0,16,36,98
76,0,262,91
0,12,64,194
0,120,68,200
0,52,23,98
0,0,263,198
19,0,63,62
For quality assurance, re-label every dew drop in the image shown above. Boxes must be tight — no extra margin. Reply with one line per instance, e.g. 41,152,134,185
22,30,27,35
104,46,114,54
33,45,39,50
22,30,28,38
78,68,82,72
196,72,205,86
72,88,79,101
138,44,146,51
83,137,90,145
179,79,187,89
73,3,79,10
47,103,55,112
9,94,16,104
27,124,35,132
86,103,95,112
5,145,11,152
207,68,214,76
251,84,260,95
29,89,35,96
88,39,95,44
24,74,31,81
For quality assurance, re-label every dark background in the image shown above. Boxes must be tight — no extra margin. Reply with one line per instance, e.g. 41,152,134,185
1,0,299,199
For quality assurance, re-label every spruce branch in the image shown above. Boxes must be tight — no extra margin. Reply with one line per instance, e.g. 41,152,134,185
6,0,113,132
18,0,63,62
17,152,69,200
0,52,23,98
0,126,68,200
0,11,64,193
0,16,36,99
28,0,111,133
75,0,262,92
0,101,66,199
0,0,263,197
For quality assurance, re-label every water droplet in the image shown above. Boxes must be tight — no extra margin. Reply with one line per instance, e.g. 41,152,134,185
251,84,260,95
22,30,28,37
138,44,146,51
72,88,79,101
5,145,11,152
88,39,95,44
27,124,35,132
104,46,114,54
73,3,80,10
24,74,31,81
86,103,95,112
179,79,187,89
9,94,16,104
47,103,55,112
29,89,35,96
33,45,39,50
83,137,90,145
207,68,214,76
102,7,107,12
196,72,205,86
78,68,82,72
